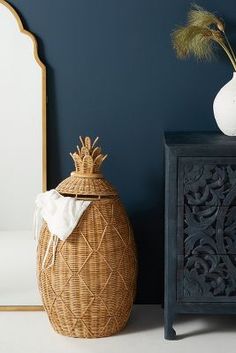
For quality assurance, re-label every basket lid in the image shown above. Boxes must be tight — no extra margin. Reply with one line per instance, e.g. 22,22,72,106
56,136,117,197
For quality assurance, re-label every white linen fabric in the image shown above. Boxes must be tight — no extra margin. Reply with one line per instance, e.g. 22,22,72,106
34,189,91,269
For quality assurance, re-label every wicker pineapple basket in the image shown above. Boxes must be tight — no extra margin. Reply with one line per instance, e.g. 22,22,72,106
37,137,137,338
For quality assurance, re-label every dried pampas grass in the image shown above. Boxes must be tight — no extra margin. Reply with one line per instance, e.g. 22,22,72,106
171,4,236,70
187,4,224,32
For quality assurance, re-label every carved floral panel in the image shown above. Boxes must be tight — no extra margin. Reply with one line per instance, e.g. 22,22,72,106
179,161,236,299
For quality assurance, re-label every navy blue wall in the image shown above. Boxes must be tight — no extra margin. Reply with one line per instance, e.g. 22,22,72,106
9,0,236,303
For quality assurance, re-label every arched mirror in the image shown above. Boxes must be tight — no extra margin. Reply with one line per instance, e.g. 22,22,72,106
0,0,46,310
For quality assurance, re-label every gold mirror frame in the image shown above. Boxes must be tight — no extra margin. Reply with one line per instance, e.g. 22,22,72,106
0,0,46,311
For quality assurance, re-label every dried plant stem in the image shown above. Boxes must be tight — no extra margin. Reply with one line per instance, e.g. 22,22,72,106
223,32,236,64
216,40,236,71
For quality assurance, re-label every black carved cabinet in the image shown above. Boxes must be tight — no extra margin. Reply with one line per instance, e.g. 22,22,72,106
164,132,236,340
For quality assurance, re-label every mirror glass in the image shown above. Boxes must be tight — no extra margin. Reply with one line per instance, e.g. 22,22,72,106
0,1,46,308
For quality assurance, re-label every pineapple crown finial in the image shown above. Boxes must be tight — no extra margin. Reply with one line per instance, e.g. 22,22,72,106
70,136,107,175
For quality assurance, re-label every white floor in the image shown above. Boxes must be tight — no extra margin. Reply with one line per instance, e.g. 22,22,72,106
0,305,236,353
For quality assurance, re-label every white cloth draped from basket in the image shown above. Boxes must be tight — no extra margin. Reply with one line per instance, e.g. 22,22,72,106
34,189,91,270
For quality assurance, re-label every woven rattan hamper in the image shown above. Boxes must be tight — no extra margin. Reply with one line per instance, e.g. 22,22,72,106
37,137,137,338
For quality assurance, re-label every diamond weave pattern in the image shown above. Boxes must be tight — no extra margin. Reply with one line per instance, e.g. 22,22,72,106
38,198,137,338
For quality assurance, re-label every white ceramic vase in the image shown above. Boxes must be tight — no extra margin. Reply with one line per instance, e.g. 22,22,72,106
213,72,236,136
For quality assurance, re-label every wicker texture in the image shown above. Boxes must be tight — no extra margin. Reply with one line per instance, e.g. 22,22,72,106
56,136,117,197
37,137,137,338
56,174,117,197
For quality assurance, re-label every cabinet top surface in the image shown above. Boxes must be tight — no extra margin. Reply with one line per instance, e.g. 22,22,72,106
164,132,236,146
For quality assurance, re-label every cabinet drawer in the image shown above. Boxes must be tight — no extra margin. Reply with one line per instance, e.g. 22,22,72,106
177,254,236,303
178,157,236,207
